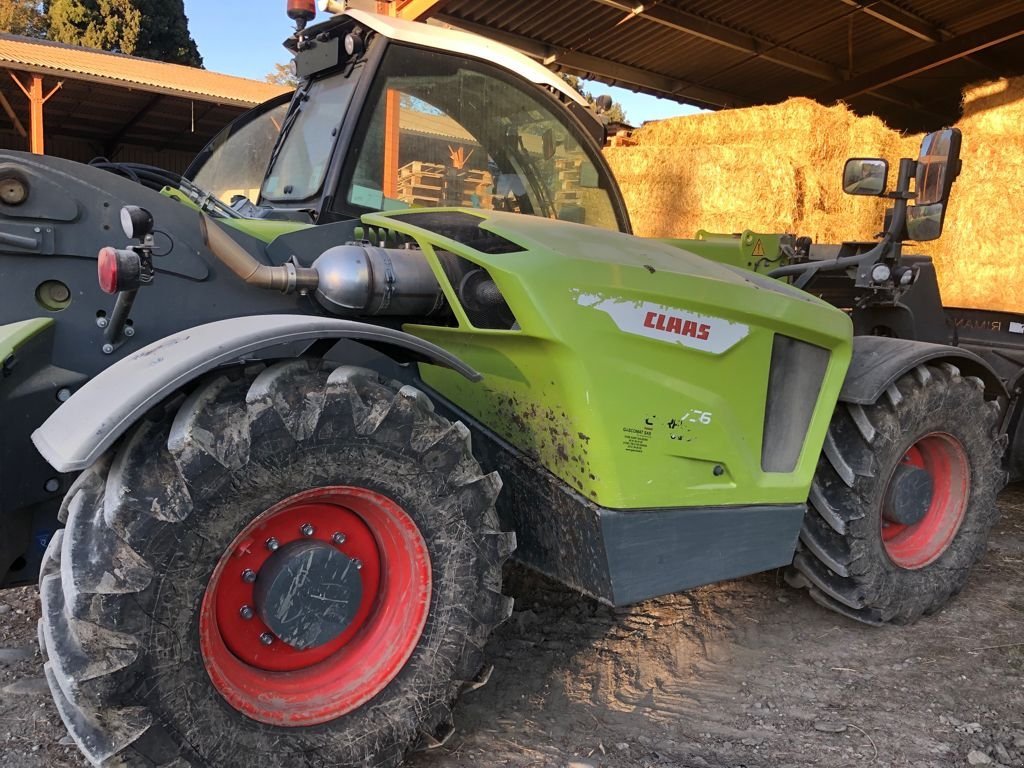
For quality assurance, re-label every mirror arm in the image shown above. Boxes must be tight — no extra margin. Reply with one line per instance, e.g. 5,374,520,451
770,157,918,284
850,157,915,286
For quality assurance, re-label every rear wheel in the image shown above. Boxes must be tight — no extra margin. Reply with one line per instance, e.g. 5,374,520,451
789,362,1006,624
39,361,514,767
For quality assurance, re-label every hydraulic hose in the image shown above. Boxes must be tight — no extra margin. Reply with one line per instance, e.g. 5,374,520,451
198,212,319,294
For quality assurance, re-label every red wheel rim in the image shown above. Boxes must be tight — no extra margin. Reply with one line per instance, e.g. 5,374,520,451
881,433,970,570
199,487,431,726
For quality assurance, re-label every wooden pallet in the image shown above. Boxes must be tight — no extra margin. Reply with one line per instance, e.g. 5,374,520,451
396,161,492,208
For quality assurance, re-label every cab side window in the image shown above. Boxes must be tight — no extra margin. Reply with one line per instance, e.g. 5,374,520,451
342,45,620,231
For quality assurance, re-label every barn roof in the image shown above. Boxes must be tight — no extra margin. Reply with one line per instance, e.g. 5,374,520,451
0,34,289,160
396,0,1024,131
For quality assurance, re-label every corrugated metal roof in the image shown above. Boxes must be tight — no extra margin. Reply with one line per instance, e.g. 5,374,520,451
417,0,1024,130
0,33,289,107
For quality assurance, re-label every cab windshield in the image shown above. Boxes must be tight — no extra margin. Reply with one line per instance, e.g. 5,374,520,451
186,94,289,205
262,71,360,202
341,45,624,232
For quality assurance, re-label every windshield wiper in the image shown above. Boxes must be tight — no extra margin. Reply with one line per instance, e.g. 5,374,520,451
177,178,243,219
264,80,313,181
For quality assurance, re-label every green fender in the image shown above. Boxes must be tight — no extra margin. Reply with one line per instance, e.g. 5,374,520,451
0,318,54,366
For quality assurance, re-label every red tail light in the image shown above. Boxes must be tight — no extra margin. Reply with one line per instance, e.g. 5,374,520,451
98,247,120,294
97,247,142,294
287,0,316,21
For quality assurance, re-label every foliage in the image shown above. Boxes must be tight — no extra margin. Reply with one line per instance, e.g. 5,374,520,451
44,0,202,66
0,0,47,37
265,61,298,87
560,73,629,125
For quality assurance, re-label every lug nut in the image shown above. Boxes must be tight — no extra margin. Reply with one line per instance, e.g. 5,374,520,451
239,605,254,620
354,559,363,570
300,523,315,537
332,532,346,545
241,568,257,583
266,537,280,552
259,632,274,646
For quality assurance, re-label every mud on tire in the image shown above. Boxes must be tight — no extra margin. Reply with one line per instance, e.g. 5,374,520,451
788,362,1006,625
38,361,514,767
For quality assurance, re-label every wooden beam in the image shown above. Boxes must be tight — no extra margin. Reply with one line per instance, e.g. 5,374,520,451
818,10,1024,102
104,94,163,158
585,0,841,81
0,90,26,138
395,0,445,20
435,14,745,109
838,0,942,43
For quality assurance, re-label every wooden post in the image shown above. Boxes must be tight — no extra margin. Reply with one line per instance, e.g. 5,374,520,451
382,88,401,199
10,72,62,155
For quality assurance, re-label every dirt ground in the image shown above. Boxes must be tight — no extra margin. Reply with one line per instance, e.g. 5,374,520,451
2,487,1022,768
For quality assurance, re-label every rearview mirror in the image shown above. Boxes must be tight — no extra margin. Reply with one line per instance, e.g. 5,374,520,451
914,128,961,206
906,128,962,241
843,158,888,196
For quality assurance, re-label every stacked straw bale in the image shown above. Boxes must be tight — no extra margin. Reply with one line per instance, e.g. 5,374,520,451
926,77,1024,312
607,79,1022,312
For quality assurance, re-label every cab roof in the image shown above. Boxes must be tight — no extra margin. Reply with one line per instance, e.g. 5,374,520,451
344,8,589,109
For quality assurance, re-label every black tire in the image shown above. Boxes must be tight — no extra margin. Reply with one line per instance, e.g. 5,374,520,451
788,362,1006,625
38,360,514,767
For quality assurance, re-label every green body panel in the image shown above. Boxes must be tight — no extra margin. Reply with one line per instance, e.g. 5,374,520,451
361,209,853,510
160,187,308,242
219,218,310,240
660,230,792,274
0,319,54,363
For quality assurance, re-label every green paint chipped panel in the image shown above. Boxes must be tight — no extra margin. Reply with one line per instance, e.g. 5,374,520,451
365,209,853,511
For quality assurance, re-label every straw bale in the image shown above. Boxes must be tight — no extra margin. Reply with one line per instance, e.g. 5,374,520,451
924,77,1024,312
607,81,1024,312
608,98,910,246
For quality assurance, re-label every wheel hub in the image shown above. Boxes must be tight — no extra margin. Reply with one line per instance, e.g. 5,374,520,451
882,463,933,526
881,433,970,570
253,540,364,650
199,486,431,726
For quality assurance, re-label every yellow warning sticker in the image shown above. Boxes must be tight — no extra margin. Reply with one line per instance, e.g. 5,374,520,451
752,238,765,258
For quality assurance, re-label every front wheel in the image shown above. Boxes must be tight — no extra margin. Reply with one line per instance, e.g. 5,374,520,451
789,362,1006,624
38,361,514,767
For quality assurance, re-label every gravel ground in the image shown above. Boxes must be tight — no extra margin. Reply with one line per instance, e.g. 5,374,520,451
2,486,1022,768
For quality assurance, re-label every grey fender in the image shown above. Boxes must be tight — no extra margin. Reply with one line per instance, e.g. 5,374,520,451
31,315,480,473
840,335,1007,405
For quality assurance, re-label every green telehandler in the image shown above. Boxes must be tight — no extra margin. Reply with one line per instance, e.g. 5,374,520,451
0,4,1009,766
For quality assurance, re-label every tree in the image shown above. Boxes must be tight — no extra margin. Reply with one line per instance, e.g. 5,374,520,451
45,0,203,67
560,73,629,125
265,61,298,88
0,0,48,37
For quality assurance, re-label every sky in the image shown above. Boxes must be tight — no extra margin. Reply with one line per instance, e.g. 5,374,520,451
181,0,703,125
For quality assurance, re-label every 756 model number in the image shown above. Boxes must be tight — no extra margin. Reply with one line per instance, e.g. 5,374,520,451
667,410,712,428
